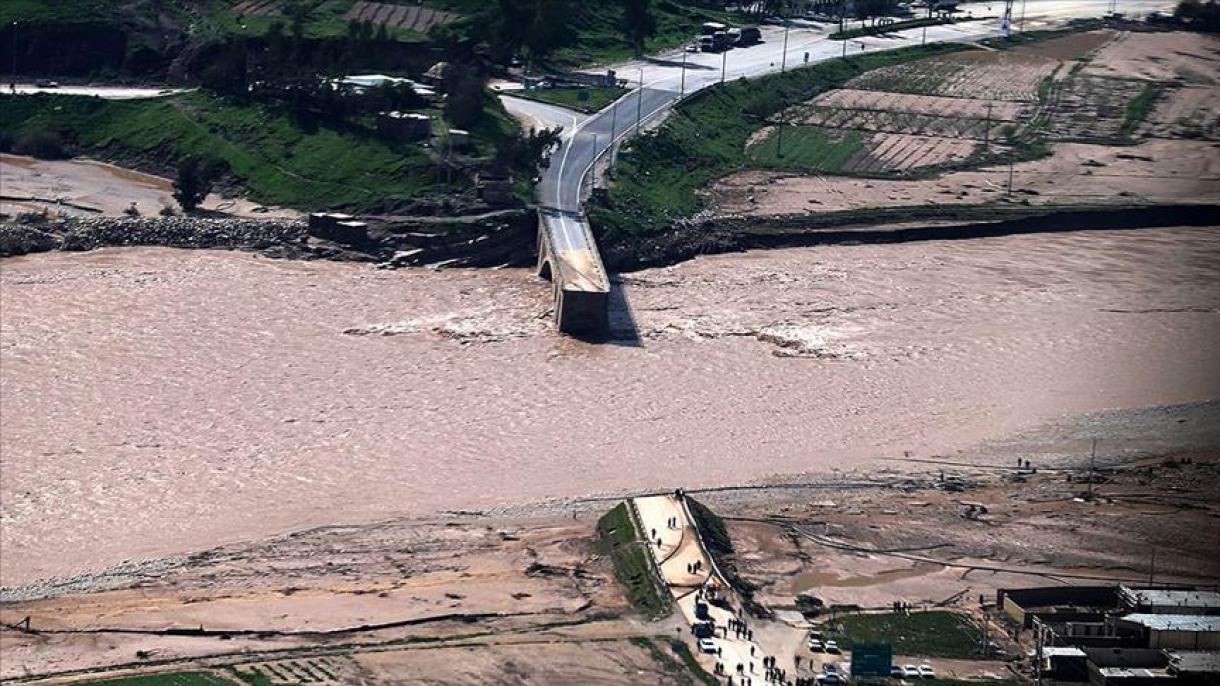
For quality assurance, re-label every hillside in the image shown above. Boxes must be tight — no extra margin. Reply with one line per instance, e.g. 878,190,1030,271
1,90,518,212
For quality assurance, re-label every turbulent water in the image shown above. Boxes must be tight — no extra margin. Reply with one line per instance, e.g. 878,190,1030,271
3,226,1219,587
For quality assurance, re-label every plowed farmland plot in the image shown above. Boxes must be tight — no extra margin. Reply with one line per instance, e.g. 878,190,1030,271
845,50,1061,102
754,46,1062,173
345,1,457,32
231,0,282,17
1144,86,1220,140
1048,75,1150,141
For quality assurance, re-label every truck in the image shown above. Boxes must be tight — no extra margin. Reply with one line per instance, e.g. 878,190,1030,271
738,26,762,46
700,21,728,36
712,31,733,51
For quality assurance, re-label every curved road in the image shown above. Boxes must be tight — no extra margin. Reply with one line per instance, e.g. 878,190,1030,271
525,0,1173,334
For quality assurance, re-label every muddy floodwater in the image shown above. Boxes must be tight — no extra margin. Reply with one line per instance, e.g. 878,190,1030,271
3,226,1220,587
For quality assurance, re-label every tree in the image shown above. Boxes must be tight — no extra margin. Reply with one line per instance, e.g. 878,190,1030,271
622,0,657,56
443,65,486,130
173,157,215,213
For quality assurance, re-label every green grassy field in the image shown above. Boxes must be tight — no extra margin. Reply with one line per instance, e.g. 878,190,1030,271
596,503,670,620
747,125,866,172
1,90,516,211
514,86,627,114
81,673,236,686
588,43,966,240
831,611,986,659
1,0,119,23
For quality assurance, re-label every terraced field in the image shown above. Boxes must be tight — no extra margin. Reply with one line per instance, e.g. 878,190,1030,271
231,0,284,16
746,30,1127,175
344,1,457,32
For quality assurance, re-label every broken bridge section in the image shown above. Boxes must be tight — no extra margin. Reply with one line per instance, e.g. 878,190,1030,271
536,206,610,336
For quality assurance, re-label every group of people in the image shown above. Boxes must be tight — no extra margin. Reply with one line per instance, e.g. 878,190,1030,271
728,616,753,641
711,654,809,686
687,559,704,575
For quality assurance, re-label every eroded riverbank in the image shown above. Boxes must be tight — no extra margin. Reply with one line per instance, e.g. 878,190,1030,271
3,224,1219,588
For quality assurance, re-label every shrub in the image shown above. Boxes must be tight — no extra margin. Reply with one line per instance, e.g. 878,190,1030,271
14,129,68,159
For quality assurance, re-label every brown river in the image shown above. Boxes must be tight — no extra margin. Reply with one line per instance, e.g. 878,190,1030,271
3,226,1219,587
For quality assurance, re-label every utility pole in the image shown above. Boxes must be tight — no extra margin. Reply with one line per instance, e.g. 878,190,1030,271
680,50,687,97
983,102,993,150
1088,438,1098,500
721,48,727,84
780,12,791,74
1034,617,1044,686
1007,156,1015,195
9,20,18,91
636,67,644,134
1019,0,1028,31
609,97,619,171
922,24,928,45
776,118,784,158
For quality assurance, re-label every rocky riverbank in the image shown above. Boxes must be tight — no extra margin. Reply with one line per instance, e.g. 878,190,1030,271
600,203,1220,272
0,210,537,267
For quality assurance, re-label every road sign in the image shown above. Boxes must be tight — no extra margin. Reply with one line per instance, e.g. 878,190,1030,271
851,643,893,677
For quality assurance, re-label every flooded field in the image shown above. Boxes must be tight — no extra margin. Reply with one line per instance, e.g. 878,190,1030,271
3,225,1219,587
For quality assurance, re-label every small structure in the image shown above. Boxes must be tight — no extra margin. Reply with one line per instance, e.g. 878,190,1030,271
1113,615,1220,650
999,586,1120,629
336,74,435,97
377,111,431,142
476,170,514,207
1084,648,1174,686
308,212,368,244
1167,651,1220,684
447,128,470,151
422,61,451,86
1120,588,1220,616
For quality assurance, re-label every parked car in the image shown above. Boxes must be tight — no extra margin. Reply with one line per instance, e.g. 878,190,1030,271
918,664,936,679
825,640,842,654
903,665,921,678
817,674,846,685
698,637,717,654
890,666,905,678
34,79,59,88
808,639,824,651
808,629,823,640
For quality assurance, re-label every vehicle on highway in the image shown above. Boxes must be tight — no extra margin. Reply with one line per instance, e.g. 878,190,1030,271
918,664,936,678
902,665,921,678
33,79,59,88
698,637,718,654
808,638,824,651
825,640,842,654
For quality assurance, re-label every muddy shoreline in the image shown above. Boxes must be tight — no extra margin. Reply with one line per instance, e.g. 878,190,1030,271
601,203,1220,272
4,203,1219,274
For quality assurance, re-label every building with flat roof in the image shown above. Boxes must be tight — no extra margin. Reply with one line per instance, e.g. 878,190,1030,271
1119,588,1220,616
1113,615,1220,650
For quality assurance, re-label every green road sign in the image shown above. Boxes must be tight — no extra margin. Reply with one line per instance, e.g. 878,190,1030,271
851,642,893,677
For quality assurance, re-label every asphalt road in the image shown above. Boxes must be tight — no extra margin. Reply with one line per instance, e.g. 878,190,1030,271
524,0,1176,297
